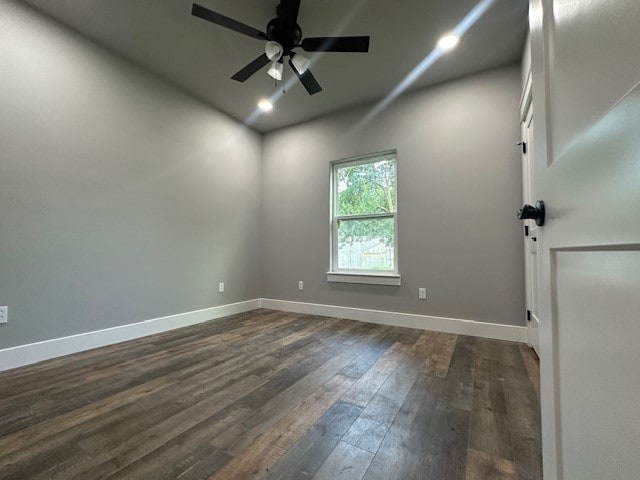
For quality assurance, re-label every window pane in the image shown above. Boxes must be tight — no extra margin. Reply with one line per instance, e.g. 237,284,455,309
336,157,396,216
337,217,394,271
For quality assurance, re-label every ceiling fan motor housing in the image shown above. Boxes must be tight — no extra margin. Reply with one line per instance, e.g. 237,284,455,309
266,18,302,55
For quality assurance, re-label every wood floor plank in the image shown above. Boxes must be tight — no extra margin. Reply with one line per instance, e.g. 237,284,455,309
313,441,375,480
2,374,262,480
1,316,330,478
519,344,541,400
338,332,394,379
212,322,391,457
0,310,542,480
423,332,459,378
340,342,409,407
69,339,341,479
361,332,460,480
468,357,513,460
258,400,364,480
441,335,477,411
420,397,471,480
0,310,276,395
209,374,355,480
341,351,420,453
362,373,445,480
481,340,542,480
465,448,518,480
0,310,304,428
174,448,233,480
103,432,232,480
366,335,474,480
0,313,319,460
415,336,480,480
502,364,543,480
409,330,439,357
0,375,174,462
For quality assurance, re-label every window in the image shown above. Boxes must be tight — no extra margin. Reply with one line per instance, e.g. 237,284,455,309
328,151,400,286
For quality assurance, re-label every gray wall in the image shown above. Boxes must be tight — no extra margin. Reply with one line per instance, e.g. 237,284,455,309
0,2,262,349
262,65,525,326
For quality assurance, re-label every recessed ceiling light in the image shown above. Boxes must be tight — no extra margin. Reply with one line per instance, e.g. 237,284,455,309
437,33,459,51
257,99,273,113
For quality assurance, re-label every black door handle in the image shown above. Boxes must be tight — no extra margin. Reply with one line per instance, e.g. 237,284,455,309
517,200,545,226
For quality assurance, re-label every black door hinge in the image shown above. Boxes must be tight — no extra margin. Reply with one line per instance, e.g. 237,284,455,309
527,309,531,322
517,141,527,154
524,225,529,237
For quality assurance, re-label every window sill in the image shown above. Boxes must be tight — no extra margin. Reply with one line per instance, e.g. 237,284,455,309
326,272,401,286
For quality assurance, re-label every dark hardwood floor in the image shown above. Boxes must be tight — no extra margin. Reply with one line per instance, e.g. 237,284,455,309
0,309,542,480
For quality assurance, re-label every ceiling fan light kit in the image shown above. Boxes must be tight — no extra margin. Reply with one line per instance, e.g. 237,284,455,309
267,61,284,81
265,41,283,61
191,0,371,96
290,52,310,75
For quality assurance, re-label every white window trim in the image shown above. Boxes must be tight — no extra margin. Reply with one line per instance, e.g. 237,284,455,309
326,272,401,286
328,150,400,286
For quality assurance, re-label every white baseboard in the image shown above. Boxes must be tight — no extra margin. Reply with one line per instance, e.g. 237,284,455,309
0,297,526,372
0,299,261,372
260,299,527,343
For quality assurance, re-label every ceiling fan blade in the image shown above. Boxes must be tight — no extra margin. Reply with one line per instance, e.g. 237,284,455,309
191,3,267,41
289,58,322,95
278,0,302,27
231,54,271,82
301,36,370,52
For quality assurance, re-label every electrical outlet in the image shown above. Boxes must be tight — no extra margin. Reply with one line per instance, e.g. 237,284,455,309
0,306,7,324
218,282,225,293
298,281,304,291
418,288,427,300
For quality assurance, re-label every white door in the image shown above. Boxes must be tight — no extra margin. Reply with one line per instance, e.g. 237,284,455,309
520,95,540,356
529,0,640,479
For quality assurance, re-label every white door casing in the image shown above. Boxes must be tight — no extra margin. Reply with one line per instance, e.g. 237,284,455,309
520,86,540,356
529,0,640,479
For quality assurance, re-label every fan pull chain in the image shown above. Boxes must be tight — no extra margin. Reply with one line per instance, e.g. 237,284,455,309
282,60,287,94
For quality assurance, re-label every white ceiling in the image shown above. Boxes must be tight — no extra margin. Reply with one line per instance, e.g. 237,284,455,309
24,0,528,132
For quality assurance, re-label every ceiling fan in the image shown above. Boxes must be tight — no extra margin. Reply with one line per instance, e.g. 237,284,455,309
191,1,370,95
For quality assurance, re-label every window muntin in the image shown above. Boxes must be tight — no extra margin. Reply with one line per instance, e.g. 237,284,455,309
331,151,397,274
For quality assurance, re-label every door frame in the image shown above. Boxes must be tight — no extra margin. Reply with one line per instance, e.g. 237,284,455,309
519,73,540,356
529,0,562,477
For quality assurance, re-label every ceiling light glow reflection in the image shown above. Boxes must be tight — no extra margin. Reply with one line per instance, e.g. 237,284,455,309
357,0,496,129
257,99,273,112
437,33,460,51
